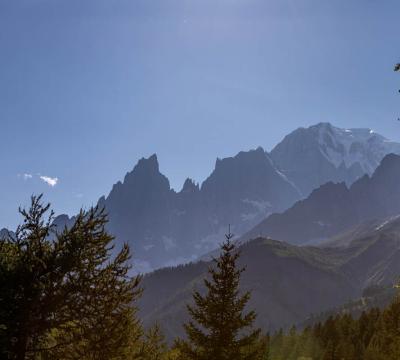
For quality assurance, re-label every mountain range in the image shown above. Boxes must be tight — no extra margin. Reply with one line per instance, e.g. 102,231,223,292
4,121,400,341
243,153,400,245
139,214,400,342
96,147,300,270
52,122,400,270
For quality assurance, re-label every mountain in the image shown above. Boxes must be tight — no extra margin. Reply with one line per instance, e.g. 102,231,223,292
299,285,397,330
200,147,301,229
92,148,301,270
139,215,400,342
270,122,400,197
52,123,400,270
139,238,357,342
332,215,400,288
243,153,400,246
0,228,14,240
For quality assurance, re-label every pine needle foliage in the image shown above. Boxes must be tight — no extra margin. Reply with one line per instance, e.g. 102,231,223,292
175,232,264,360
140,324,168,360
0,195,143,360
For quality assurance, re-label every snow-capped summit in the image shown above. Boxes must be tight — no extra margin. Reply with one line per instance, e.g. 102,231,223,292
270,122,400,197
314,122,400,174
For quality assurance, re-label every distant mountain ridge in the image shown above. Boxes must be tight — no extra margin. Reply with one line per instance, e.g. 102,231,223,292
0,228,14,240
53,123,400,270
243,153,400,246
139,238,356,342
139,215,400,342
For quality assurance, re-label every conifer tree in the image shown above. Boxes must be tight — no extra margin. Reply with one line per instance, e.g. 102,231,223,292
49,207,143,360
140,324,168,360
0,196,61,359
366,297,400,360
0,195,143,360
175,231,264,360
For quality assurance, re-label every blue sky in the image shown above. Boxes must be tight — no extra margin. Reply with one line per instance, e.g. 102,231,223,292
1,0,399,229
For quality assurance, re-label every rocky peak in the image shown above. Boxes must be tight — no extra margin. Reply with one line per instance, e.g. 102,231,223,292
180,178,199,193
209,147,270,177
117,154,170,192
124,154,161,183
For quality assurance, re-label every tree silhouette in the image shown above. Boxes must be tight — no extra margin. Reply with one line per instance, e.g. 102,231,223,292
0,195,143,359
175,231,264,360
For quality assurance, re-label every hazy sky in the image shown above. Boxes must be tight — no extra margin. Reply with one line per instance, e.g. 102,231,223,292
1,0,399,229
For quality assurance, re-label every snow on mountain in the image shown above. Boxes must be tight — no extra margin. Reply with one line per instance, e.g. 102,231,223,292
315,123,400,175
270,122,400,197
374,215,400,231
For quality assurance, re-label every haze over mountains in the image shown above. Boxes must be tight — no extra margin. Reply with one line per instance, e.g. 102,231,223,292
244,153,400,245
4,121,400,341
97,147,300,270
139,215,400,342
51,122,400,270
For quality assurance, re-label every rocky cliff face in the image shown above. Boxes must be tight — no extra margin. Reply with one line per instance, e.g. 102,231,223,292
270,122,400,197
95,148,301,270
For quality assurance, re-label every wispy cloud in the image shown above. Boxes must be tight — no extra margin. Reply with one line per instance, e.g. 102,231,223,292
18,173,33,180
40,176,58,187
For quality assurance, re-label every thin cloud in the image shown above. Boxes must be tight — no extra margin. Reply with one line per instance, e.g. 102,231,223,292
17,173,33,180
40,176,58,187
18,173,33,180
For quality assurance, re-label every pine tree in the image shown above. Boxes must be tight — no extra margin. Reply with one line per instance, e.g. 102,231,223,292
175,231,264,360
49,206,143,360
140,324,168,360
0,196,60,359
269,329,284,360
0,195,143,359
366,297,400,360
